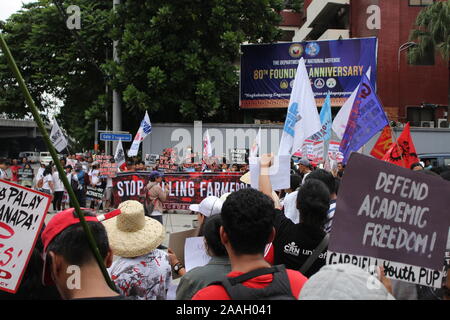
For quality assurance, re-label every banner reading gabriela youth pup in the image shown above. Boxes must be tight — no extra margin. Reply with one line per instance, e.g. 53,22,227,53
240,37,377,109
112,172,247,210
327,153,450,288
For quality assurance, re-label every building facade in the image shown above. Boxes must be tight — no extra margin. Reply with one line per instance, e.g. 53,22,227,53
292,0,448,126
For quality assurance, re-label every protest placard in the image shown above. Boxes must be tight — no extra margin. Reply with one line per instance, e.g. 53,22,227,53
18,168,33,187
0,180,51,293
249,155,291,191
168,228,199,279
327,153,450,288
86,186,105,200
230,149,247,164
184,236,211,272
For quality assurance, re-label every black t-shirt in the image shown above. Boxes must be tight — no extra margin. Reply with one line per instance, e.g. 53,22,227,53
272,209,327,278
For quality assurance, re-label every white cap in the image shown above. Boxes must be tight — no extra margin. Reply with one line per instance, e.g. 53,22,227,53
189,196,223,217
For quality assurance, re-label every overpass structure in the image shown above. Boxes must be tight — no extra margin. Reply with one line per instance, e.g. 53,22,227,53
0,118,49,158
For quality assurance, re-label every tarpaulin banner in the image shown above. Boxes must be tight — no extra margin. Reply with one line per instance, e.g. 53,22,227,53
240,37,377,109
328,153,450,288
112,172,247,210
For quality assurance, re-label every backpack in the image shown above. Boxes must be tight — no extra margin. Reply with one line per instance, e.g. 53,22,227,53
69,174,79,191
210,265,296,300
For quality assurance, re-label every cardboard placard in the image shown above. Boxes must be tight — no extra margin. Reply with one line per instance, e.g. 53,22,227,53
168,228,198,279
328,153,450,288
0,180,51,293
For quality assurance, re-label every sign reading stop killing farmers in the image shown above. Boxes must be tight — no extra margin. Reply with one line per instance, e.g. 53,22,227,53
327,153,449,288
0,180,51,293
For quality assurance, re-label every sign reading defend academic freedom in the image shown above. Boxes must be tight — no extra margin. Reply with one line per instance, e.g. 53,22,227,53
327,153,450,288
0,180,51,293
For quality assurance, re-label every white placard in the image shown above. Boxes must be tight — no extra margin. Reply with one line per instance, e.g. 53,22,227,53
184,236,211,272
249,155,290,191
0,180,51,293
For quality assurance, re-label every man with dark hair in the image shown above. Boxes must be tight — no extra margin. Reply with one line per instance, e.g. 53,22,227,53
192,187,307,300
305,169,337,233
41,209,121,300
259,154,330,278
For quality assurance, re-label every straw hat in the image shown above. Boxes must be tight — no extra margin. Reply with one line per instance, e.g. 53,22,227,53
103,200,165,258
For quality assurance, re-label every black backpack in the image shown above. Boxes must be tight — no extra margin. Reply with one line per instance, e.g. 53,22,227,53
210,265,296,300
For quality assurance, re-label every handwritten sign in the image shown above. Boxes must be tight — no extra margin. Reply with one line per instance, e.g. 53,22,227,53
184,236,211,272
0,180,51,293
328,153,450,288
168,228,198,279
95,155,118,178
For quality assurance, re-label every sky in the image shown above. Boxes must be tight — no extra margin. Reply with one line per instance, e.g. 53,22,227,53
0,0,34,21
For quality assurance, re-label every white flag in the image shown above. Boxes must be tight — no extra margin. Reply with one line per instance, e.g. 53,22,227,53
114,139,126,168
50,120,68,152
278,58,321,156
332,67,371,140
128,111,152,157
203,129,212,159
250,128,261,158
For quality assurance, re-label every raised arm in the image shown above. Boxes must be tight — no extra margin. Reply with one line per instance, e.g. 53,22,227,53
259,153,281,209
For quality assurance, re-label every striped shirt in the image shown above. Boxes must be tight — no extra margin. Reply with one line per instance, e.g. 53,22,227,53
324,200,336,233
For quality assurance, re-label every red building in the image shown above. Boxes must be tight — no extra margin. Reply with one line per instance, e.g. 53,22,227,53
292,0,449,127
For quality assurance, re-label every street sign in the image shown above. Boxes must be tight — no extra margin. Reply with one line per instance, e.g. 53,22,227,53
99,132,132,142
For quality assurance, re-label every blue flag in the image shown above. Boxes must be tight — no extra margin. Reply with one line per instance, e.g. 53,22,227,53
339,74,389,164
309,93,332,142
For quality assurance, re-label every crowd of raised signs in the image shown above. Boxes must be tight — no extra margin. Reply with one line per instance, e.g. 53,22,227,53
0,151,448,301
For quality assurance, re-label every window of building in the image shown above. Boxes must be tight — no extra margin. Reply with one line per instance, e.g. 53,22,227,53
409,0,435,6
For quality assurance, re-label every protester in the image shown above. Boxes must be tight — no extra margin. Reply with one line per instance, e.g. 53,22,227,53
259,154,330,278
144,171,170,224
19,163,34,188
192,188,308,300
298,264,395,300
337,162,345,178
88,162,102,209
304,169,337,233
188,195,223,235
34,162,46,188
104,200,171,300
41,209,122,300
0,159,11,180
175,214,231,300
9,159,21,183
40,166,54,196
282,174,302,224
52,166,65,211
298,158,312,183
74,164,87,207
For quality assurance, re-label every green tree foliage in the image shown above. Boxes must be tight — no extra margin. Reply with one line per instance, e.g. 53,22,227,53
409,0,449,63
109,0,284,126
0,0,284,150
0,0,112,150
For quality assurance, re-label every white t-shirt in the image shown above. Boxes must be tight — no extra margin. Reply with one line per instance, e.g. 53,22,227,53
52,172,64,192
283,190,300,224
42,174,53,191
106,177,113,188
89,169,100,186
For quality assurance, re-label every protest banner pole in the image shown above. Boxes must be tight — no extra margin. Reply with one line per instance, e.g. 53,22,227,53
0,33,116,291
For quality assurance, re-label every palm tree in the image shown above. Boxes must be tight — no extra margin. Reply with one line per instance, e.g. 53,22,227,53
408,0,450,115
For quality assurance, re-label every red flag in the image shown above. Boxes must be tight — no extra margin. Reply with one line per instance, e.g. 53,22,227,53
370,126,393,160
382,123,419,168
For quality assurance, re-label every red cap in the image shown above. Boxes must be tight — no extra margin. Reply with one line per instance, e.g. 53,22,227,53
41,208,121,286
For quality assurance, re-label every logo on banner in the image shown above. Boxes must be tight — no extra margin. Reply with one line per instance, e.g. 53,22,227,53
327,78,337,88
283,103,302,137
314,78,325,89
280,80,289,89
289,44,303,58
305,42,320,57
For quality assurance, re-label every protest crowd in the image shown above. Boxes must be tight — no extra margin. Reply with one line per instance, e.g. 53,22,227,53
0,139,449,301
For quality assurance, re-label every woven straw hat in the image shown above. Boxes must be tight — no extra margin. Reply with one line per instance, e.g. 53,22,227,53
103,200,165,258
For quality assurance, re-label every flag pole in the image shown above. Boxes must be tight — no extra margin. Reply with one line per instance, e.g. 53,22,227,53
0,33,116,291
